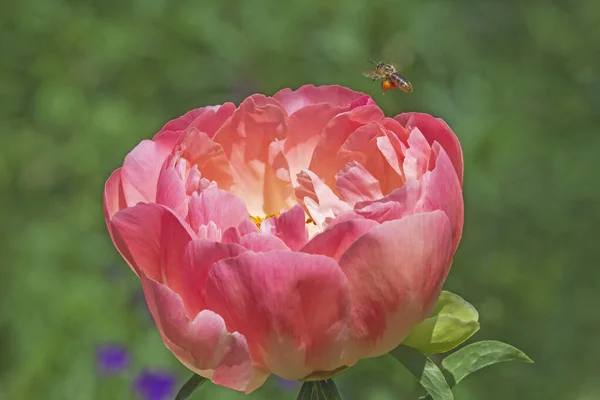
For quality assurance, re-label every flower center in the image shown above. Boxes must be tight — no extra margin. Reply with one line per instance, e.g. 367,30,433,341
249,213,280,230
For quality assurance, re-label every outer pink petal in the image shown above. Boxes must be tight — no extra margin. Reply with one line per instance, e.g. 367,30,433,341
205,251,350,380
239,233,290,252
181,239,247,317
140,273,269,393
121,131,181,206
395,112,463,185
272,84,367,115
110,203,196,293
157,107,211,134
301,218,378,262
417,143,464,251
104,168,137,275
338,211,453,359
188,187,250,233
309,105,385,186
260,205,308,251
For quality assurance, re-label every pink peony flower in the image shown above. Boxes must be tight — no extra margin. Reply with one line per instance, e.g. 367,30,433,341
104,85,464,393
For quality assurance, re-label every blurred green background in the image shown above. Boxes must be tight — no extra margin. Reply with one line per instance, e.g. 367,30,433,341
1,0,598,399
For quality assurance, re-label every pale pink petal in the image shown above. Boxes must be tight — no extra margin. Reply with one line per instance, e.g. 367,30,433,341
196,221,222,242
139,273,267,392
273,84,366,114
212,95,288,215
395,112,463,185
338,211,453,359
301,218,378,261
336,122,404,195
221,227,242,244
335,162,383,206
295,170,351,227
260,205,308,251
185,166,216,196
205,251,350,380
181,240,247,316
121,132,181,206
111,203,196,292
239,233,290,252
283,104,343,186
178,129,234,190
188,188,250,233
354,179,422,223
403,127,431,181
309,105,385,186
156,165,188,219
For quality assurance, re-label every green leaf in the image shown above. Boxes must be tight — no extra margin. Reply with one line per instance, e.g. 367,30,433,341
296,380,342,400
391,345,454,400
175,374,208,400
403,291,480,354
441,340,534,386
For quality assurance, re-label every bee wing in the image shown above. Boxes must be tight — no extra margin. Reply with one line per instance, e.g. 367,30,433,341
362,70,382,80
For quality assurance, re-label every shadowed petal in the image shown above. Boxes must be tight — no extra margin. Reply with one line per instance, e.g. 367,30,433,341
140,274,268,393
111,203,195,292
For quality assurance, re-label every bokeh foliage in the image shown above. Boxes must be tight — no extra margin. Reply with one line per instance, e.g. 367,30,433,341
1,0,598,399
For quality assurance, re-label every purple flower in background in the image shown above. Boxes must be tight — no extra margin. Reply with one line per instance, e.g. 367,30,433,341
134,369,176,400
276,376,300,391
96,343,130,375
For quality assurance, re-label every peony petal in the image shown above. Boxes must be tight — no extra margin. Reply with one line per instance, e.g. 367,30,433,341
104,168,127,220
260,205,308,251
338,211,453,359
212,95,288,215
239,233,290,252
335,162,383,206
417,144,464,251
158,107,213,134
295,170,351,227
188,103,237,139
273,84,366,115
188,187,250,233
309,105,385,186
121,132,181,206
205,251,350,380
156,164,188,219
181,240,247,317
403,127,431,181
139,273,267,392
301,218,378,262
395,113,463,185
178,129,235,190
111,203,195,293
283,103,343,186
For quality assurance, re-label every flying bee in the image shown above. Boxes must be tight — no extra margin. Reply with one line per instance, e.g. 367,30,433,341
362,61,413,94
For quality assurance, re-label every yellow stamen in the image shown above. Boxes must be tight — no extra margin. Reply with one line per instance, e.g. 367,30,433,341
249,213,279,230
